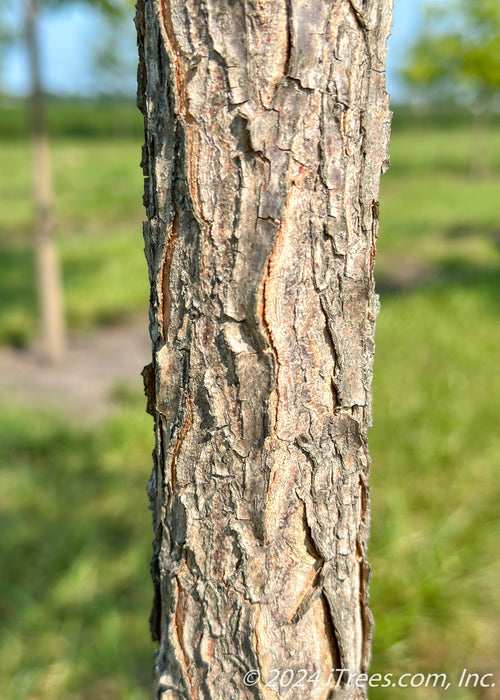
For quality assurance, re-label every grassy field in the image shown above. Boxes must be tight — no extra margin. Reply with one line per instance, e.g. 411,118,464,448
370,108,500,698
0,100,499,698
0,399,155,700
0,100,146,346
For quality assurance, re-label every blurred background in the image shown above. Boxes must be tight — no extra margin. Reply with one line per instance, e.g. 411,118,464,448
0,1,499,698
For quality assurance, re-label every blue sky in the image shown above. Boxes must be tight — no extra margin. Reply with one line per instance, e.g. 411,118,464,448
388,0,426,99
1,1,425,101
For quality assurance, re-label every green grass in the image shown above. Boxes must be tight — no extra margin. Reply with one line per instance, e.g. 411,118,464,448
0,102,154,697
1,101,499,697
377,117,500,268
367,107,500,697
369,284,500,697
0,103,147,346
0,392,155,700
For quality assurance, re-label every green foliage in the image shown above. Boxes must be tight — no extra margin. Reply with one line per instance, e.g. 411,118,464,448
403,0,500,103
27,0,130,16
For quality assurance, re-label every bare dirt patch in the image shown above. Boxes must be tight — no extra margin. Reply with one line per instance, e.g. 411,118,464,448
0,316,151,423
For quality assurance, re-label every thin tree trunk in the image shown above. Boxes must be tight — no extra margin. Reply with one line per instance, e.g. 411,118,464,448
26,0,66,363
137,1,392,697
469,95,491,177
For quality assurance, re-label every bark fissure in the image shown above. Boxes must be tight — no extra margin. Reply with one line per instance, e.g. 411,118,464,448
138,0,392,696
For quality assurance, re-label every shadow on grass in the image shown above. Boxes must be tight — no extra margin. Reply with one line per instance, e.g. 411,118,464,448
377,257,500,314
445,223,499,240
0,404,154,700
0,245,36,347
386,155,484,178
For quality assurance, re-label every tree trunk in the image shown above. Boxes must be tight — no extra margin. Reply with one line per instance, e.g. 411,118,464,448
137,1,392,697
26,0,66,363
469,94,491,177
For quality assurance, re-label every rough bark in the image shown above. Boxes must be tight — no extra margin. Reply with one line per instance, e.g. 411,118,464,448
137,1,392,698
